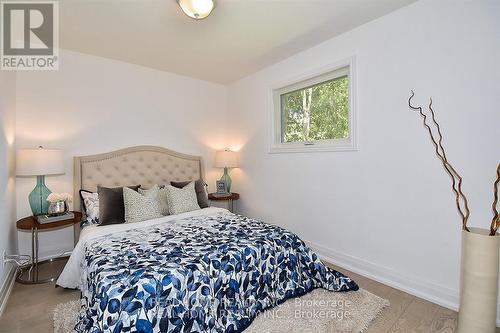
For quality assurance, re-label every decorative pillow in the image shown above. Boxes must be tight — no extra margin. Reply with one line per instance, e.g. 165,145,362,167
139,184,169,216
123,187,162,223
165,182,200,215
98,185,140,226
79,190,100,226
170,179,209,208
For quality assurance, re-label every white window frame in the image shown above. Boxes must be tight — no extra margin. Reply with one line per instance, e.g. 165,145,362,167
269,57,357,153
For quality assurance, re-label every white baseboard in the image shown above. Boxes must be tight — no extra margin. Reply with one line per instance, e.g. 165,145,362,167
307,240,458,308
0,250,71,316
0,264,17,316
305,239,500,326
0,251,71,316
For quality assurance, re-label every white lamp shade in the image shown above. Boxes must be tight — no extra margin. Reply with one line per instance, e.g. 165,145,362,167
16,148,65,176
215,150,238,168
178,0,214,19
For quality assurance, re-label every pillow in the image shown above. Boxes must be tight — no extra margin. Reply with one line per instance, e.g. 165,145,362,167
79,189,99,225
123,187,162,223
139,184,169,216
170,179,209,208
97,185,140,226
165,182,200,215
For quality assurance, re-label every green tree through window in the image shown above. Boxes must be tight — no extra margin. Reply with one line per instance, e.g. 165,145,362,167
280,75,349,143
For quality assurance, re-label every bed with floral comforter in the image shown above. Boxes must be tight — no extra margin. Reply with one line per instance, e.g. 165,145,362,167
74,210,358,333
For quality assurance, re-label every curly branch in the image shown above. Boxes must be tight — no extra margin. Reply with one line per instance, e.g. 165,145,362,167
428,99,471,228
490,163,500,235
408,90,470,231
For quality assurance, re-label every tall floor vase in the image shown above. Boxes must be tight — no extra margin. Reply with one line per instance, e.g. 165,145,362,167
458,228,499,333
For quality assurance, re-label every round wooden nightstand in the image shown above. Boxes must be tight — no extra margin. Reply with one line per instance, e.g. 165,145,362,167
208,193,239,212
16,211,82,284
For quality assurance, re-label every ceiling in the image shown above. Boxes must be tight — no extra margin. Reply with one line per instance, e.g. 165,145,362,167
59,0,417,84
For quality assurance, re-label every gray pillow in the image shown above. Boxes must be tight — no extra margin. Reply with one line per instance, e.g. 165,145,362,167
97,185,140,226
124,187,162,223
139,184,169,216
170,179,209,208
165,182,200,215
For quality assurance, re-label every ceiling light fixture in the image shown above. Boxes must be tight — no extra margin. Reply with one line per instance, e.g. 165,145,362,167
177,0,215,20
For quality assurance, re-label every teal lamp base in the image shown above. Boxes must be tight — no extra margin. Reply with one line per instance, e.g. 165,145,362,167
220,167,232,193
28,175,52,216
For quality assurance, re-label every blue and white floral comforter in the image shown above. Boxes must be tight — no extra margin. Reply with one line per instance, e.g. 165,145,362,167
75,211,358,333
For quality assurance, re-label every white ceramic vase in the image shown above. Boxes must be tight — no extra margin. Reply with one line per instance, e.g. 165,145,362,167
458,227,500,333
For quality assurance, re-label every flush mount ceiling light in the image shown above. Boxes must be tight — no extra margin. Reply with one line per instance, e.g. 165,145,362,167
177,0,215,20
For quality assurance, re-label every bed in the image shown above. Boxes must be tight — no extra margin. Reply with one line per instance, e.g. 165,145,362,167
58,146,358,333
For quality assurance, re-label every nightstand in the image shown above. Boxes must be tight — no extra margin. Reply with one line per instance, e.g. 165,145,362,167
208,192,240,213
16,211,82,284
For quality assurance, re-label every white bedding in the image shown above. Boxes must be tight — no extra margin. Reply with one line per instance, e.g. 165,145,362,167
57,207,228,289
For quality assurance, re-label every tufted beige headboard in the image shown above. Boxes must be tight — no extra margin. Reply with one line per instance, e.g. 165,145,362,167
73,145,205,213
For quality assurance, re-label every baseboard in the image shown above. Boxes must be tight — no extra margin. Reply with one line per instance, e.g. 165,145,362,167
0,264,17,316
0,251,71,316
306,239,500,326
307,240,459,308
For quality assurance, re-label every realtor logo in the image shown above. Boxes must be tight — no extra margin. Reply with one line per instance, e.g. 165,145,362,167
1,1,59,70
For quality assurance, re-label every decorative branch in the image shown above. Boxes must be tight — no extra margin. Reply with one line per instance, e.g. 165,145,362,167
408,90,470,232
490,163,500,235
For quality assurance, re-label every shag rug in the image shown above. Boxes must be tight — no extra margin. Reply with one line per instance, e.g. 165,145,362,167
54,288,388,333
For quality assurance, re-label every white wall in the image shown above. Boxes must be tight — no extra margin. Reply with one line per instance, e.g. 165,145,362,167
15,49,228,259
0,71,17,293
227,0,500,316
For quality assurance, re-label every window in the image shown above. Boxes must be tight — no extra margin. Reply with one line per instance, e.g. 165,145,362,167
270,59,357,153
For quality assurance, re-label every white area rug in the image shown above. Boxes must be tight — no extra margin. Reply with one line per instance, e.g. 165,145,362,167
54,288,388,333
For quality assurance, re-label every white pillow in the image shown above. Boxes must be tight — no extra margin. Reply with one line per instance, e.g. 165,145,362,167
165,182,200,215
123,187,162,223
80,190,99,224
139,184,169,216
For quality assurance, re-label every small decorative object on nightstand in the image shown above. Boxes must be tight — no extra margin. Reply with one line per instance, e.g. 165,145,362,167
16,211,82,284
47,192,73,215
208,192,239,213
215,149,238,193
16,146,65,215
216,180,228,194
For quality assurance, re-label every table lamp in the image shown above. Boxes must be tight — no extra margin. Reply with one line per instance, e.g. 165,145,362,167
215,149,238,193
16,146,64,216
